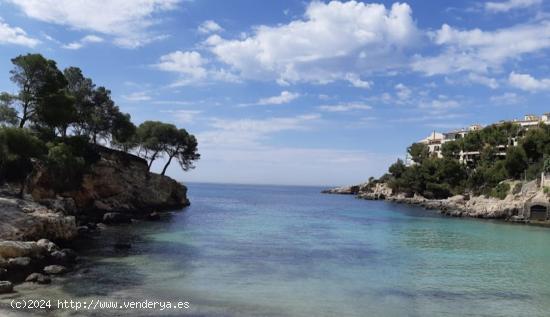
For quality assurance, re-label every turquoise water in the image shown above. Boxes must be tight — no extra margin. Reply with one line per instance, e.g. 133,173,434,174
2,183,550,316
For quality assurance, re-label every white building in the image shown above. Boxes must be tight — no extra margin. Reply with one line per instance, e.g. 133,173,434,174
411,113,549,165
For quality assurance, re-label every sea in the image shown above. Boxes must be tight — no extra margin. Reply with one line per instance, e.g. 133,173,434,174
1,182,550,316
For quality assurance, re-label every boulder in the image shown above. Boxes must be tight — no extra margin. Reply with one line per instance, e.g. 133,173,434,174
0,197,77,241
102,212,131,224
7,257,31,269
37,197,76,214
25,273,51,284
321,185,359,195
36,239,59,253
0,281,13,294
49,249,77,265
0,241,47,259
43,265,67,275
5,257,33,282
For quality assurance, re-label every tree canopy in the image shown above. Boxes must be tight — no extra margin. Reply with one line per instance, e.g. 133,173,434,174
0,53,200,194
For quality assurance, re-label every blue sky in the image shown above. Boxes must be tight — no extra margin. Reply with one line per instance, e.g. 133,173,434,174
0,0,549,186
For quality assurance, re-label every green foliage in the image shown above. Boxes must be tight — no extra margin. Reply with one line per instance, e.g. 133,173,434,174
0,128,46,194
462,131,483,152
504,146,528,179
136,121,174,168
388,159,406,178
111,112,137,151
407,143,430,164
489,182,510,200
521,127,550,163
441,141,461,159
0,93,18,126
525,160,543,180
166,130,200,174
135,122,200,174
10,54,69,128
544,156,550,173
45,142,87,191
383,122,537,199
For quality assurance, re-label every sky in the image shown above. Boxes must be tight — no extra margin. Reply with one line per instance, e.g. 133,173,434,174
0,0,549,186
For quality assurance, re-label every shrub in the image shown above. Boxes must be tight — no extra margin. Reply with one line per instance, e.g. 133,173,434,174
45,142,87,191
490,182,510,200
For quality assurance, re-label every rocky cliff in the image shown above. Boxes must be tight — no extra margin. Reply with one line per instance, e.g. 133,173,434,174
0,146,189,241
324,180,548,221
30,146,189,219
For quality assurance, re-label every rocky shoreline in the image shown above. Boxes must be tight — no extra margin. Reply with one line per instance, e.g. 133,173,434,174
0,146,189,294
324,179,549,221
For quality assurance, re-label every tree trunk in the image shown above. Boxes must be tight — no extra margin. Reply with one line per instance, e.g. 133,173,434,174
161,155,174,176
148,151,159,171
19,102,29,128
19,115,26,128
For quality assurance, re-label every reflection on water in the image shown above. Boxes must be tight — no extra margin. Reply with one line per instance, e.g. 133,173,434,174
2,183,550,316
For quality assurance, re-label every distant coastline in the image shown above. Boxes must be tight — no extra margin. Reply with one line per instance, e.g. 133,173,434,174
323,112,550,225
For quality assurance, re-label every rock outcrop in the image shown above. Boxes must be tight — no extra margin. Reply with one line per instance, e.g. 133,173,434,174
0,198,76,241
321,185,361,195
325,179,548,221
0,239,77,286
357,183,392,200
30,146,189,219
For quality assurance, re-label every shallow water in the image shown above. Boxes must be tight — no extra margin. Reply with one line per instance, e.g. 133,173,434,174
2,183,550,316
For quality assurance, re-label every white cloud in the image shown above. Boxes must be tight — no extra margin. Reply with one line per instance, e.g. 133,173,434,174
62,34,104,50
467,73,499,89
345,73,372,89
156,50,208,84
412,22,550,75
0,18,40,47
161,110,202,124
256,91,300,105
395,83,412,100
156,51,207,77
198,20,223,34
319,103,371,112
419,96,460,113
122,91,151,101
198,114,320,148
485,0,542,13
509,72,550,91
490,92,524,105
6,0,179,48
155,50,240,86
206,1,419,85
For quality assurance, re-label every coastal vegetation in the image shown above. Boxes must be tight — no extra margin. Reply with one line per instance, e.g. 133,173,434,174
0,53,200,196
383,122,550,199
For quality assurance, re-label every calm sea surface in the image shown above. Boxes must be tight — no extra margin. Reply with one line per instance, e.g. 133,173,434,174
2,183,550,316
